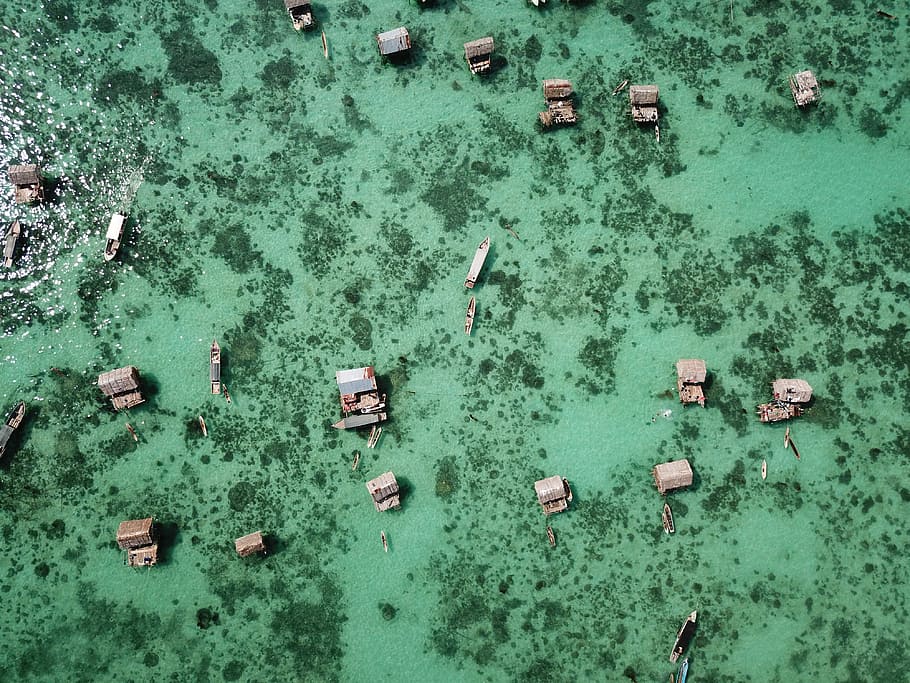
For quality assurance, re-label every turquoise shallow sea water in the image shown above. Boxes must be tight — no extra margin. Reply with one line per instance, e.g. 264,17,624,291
1,0,909,681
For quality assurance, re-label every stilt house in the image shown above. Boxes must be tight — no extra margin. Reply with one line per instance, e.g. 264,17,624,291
758,378,813,422
366,471,401,512
0,401,25,460
534,476,573,515
676,359,707,407
285,0,314,31
97,366,145,411
464,37,494,75
332,366,387,429
652,459,693,494
235,531,266,557
630,85,660,124
539,79,578,128
376,27,411,58
116,517,159,567
8,164,43,204
789,70,821,107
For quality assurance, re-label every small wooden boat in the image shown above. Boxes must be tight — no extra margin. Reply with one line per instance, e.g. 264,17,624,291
104,213,126,262
199,415,208,437
761,459,767,480
789,437,801,461
876,9,897,18
381,530,388,553
322,30,328,59
611,78,629,96
464,236,490,289
367,426,382,449
669,610,697,662
662,502,675,534
669,673,675,683
210,340,221,395
3,220,21,268
546,525,556,547
0,401,26,459
655,124,661,143
465,296,476,335
351,450,361,471
677,658,689,683
126,423,138,442
784,425,791,449
223,385,232,404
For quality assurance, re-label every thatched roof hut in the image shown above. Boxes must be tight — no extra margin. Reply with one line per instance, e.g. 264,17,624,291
789,70,820,107
284,0,314,31
652,459,693,494
8,164,43,204
771,378,813,403
676,359,707,406
464,37,494,74
235,531,266,557
542,78,573,101
117,517,155,549
539,79,577,127
630,84,660,124
97,366,145,411
534,476,573,515
366,471,401,512
376,27,411,56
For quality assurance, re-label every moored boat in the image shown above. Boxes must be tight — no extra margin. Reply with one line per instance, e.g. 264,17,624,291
761,459,767,480
677,658,689,683
611,78,629,96
126,422,138,442
322,30,328,59
352,450,361,471
0,401,26,459
546,525,556,547
3,220,21,268
465,296,476,335
210,340,221,394
381,530,388,552
104,213,126,262
199,415,208,437
662,502,675,534
669,610,697,662
784,425,791,449
223,385,232,404
789,437,801,461
464,236,490,288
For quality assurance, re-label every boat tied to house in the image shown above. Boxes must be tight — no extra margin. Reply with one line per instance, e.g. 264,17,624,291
546,525,556,547
669,610,697,662
611,78,629,96
465,296,476,335
126,423,138,442
210,340,222,394
662,502,675,534
761,459,767,480
199,415,208,437
464,236,490,289
352,450,361,471
784,426,791,449
381,530,388,552
104,213,126,262
223,385,232,404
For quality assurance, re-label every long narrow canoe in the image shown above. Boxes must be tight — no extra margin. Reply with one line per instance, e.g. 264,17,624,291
3,220,21,268
465,296,476,335
210,340,221,394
